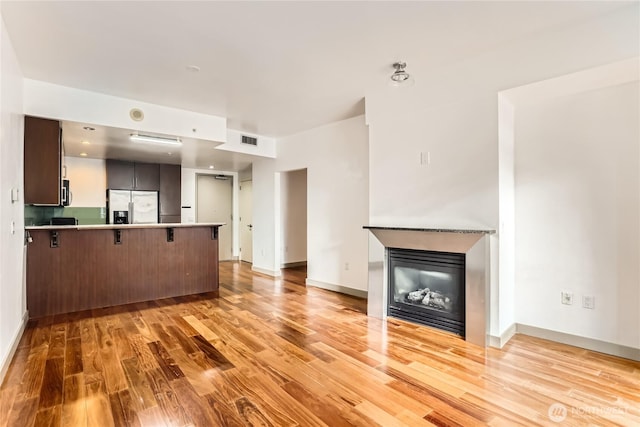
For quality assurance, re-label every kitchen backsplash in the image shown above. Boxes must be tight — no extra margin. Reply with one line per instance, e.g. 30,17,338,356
25,206,107,226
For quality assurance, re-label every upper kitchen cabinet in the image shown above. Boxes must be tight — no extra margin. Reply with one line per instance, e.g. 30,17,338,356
106,159,134,189
24,116,62,205
159,164,181,222
106,160,160,191
134,162,160,191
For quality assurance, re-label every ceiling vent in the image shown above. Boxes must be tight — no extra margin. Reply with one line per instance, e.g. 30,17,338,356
241,135,258,146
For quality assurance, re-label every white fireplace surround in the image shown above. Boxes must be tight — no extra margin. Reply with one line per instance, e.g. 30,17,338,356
365,226,495,347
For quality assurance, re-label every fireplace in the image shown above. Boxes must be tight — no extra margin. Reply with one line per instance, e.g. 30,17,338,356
388,248,465,336
365,226,494,347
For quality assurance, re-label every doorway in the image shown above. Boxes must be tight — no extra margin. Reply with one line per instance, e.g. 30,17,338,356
196,174,233,260
280,169,307,269
239,180,253,263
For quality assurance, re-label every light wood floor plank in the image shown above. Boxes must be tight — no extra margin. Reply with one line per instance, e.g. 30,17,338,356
1,261,638,426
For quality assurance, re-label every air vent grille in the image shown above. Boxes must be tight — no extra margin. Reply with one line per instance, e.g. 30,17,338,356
241,135,258,146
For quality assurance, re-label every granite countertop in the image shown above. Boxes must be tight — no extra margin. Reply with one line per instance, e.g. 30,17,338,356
25,222,226,231
363,225,496,234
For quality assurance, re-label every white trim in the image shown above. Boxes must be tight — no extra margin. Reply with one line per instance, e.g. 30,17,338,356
251,265,282,278
489,323,517,348
306,278,368,299
0,311,28,385
517,323,640,361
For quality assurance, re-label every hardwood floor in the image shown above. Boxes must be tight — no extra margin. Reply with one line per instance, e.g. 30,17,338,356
1,261,639,426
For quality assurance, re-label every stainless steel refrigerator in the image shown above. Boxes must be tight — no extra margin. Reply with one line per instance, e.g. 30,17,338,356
107,190,159,224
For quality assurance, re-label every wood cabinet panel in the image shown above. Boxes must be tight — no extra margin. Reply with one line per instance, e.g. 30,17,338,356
106,160,135,190
24,116,61,205
159,164,181,217
26,227,219,318
106,161,160,191
134,163,160,191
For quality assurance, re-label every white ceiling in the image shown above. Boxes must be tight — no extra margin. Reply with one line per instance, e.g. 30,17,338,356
1,1,633,169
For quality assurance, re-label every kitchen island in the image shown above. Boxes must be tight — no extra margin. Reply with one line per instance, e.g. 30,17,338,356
25,223,224,318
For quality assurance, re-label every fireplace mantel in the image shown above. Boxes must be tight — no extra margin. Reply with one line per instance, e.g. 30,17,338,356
363,226,495,234
365,225,494,347
364,226,494,254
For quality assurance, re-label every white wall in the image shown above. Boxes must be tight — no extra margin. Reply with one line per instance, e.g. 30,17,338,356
252,115,369,291
497,95,516,341
0,15,26,381
280,169,307,265
514,82,639,349
64,156,107,207
369,96,499,229
251,159,279,275
181,167,240,257
364,4,639,342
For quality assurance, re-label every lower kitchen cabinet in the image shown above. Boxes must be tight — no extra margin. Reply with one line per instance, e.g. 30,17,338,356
25,225,220,318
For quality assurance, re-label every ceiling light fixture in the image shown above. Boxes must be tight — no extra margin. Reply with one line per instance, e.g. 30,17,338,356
130,133,182,146
83,126,95,131
390,61,414,86
81,140,90,145
208,165,215,169
80,152,88,157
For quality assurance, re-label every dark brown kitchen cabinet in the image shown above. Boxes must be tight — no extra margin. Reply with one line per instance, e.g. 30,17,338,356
24,116,62,205
106,160,160,191
26,226,220,318
159,163,181,220
134,162,160,191
106,159,134,189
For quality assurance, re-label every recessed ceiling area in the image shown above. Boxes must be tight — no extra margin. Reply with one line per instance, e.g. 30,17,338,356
62,121,258,172
1,1,631,137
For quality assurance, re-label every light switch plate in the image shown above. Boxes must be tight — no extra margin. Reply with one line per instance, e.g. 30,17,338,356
561,291,573,305
10,188,19,203
582,295,595,309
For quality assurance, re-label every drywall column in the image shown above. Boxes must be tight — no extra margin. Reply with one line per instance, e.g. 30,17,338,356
496,94,516,346
0,15,26,382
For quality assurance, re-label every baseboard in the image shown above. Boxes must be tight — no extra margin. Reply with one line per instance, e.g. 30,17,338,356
0,310,28,385
489,323,517,349
517,323,640,361
251,265,282,278
281,261,307,269
305,278,368,299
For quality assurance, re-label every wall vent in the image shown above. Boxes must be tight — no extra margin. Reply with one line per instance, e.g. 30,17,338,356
241,135,258,146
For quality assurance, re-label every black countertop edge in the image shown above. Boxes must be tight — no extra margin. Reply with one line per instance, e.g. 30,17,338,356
363,226,496,234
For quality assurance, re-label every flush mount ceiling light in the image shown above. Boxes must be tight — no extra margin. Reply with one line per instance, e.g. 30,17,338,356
390,61,414,86
130,133,182,146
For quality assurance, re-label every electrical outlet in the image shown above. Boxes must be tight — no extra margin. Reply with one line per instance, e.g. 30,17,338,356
345,262,350,271
582,295,595,309
561,291,573,305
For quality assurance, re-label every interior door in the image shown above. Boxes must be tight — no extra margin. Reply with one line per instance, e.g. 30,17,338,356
196,174,233,260
239,180,253,263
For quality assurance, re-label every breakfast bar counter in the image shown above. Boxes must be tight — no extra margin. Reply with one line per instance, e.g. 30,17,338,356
25,223,224,318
